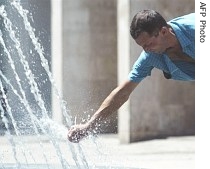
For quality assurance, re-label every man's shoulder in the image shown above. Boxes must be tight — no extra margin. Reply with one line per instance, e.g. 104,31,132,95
168,13,195,26
179,13,195,19
168,12,195,38
140,51,162,58
137,51,162,63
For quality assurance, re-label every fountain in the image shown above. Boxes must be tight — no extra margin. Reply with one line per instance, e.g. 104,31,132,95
0,1,141,169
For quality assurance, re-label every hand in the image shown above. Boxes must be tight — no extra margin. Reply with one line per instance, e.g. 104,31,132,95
67,123,90,143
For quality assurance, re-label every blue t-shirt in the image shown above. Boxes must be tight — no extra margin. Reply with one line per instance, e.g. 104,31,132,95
128,13,195,82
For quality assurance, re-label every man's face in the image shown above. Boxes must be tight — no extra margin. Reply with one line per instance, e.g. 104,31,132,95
135,30,167,54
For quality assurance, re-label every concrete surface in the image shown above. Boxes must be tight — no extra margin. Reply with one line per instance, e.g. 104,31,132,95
0,134,194,169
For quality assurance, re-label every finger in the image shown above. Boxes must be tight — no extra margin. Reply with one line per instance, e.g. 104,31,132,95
68,135,80,143
67,131,80,143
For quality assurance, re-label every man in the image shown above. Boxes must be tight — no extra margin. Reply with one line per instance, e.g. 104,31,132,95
67,9,195,143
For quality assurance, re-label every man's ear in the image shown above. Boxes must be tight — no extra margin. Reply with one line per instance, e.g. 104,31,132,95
160,26,168,36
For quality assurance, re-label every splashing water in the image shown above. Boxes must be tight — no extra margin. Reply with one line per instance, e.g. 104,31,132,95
0,1,139,169
0,1,93,168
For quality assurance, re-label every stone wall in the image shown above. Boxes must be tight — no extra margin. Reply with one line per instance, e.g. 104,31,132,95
62,0,118,132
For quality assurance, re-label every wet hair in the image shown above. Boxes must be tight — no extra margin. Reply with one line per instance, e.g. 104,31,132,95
130,9,168,39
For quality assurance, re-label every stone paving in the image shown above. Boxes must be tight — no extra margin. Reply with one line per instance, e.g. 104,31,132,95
0,134,194,169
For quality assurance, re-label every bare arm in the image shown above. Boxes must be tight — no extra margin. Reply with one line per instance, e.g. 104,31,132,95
67,80,139,142
87,80,139,129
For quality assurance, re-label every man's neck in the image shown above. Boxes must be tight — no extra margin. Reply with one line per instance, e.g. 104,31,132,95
165,26,182,54
164,27,194,63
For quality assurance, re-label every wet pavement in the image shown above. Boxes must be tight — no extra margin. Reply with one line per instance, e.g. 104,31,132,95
0,134,194,169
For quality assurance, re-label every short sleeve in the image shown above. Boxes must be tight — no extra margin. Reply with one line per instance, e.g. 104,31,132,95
128,51,154,83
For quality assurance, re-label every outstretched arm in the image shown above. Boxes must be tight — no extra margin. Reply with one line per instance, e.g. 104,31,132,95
67,80,139,143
